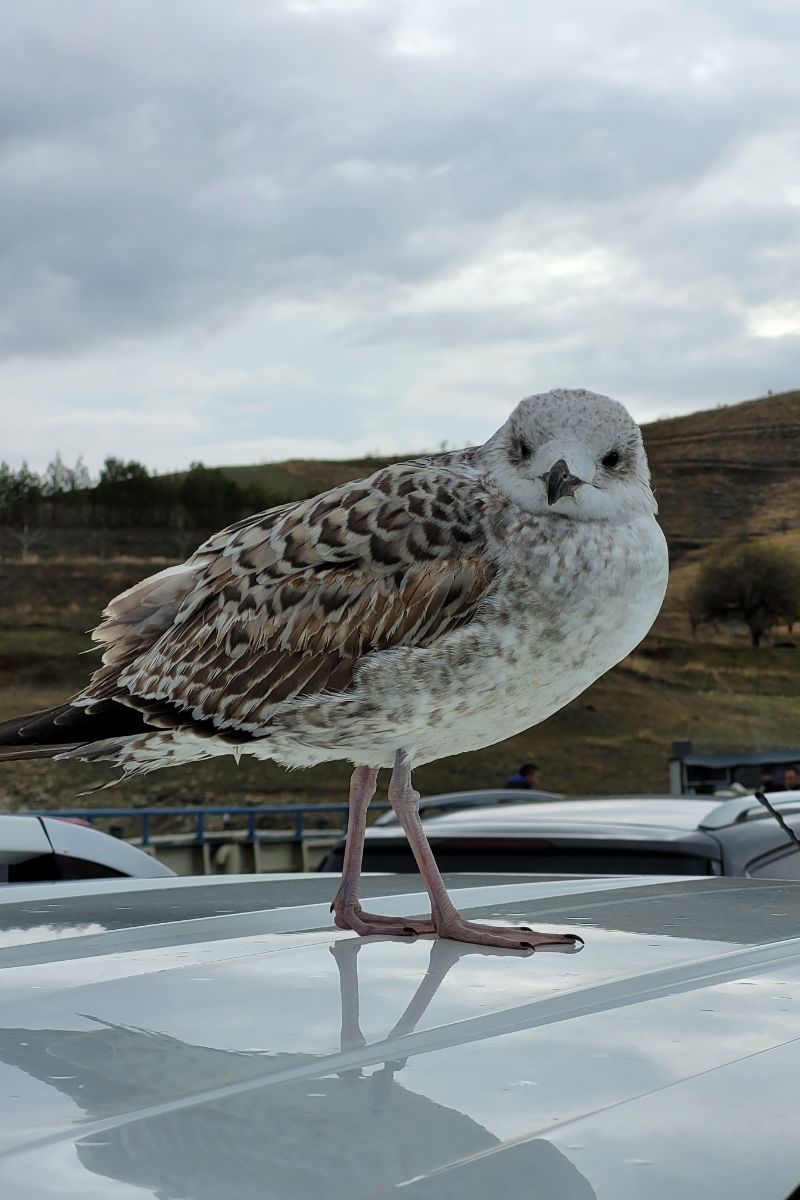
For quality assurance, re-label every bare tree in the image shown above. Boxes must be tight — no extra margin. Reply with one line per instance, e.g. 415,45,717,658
689,541,800,647
8,523,46,561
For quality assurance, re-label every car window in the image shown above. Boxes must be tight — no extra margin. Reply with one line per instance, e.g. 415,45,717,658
747,848,800,880
7,854,125,884
322,842,715,876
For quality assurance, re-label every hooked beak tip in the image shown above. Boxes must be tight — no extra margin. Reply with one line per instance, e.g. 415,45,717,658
545,459,584,506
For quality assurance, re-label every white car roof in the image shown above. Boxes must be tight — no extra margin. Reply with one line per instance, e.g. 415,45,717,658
366,793,800,839
366,797,725,839
1,872,799,1199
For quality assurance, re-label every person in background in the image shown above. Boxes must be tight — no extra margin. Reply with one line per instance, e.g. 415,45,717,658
784,765,800,792
759,766,784,793
504,762,541,790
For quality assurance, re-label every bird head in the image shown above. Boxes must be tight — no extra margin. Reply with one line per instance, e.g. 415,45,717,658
484,388,657,522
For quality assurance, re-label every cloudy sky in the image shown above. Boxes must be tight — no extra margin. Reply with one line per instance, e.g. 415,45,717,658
2,0,799,474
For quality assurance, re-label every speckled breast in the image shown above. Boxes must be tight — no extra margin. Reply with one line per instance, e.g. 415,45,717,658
404,513,669,763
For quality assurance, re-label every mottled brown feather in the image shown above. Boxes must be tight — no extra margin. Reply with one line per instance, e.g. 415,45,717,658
83,462,499,737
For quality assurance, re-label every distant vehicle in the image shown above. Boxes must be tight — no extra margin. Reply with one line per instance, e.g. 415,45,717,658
0,814,175,884
1,870,799,1198
372,788,562,825
321,792,800,879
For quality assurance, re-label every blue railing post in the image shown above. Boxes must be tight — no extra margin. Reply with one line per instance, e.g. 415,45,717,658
141,813,150,846
196,812,205,843
247,810,256,841
294,809,304,841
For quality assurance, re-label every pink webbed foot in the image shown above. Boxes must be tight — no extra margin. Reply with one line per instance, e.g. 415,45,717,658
331,903,435,938
330,885,435,937
434,913,583,952
383,751,585,953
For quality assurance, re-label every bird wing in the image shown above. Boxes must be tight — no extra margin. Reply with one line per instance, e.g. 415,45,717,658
83,461,499,736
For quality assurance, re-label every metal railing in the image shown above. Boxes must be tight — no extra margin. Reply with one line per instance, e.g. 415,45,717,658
27,791,561,848
30,803,392,847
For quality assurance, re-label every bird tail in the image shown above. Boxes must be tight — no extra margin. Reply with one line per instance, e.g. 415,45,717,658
0,701,150,762
0,701,233,784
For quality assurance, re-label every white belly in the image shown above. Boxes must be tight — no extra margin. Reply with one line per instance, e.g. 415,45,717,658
261,514,669,769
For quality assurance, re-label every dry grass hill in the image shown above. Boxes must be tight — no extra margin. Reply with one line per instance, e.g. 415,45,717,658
644,390,800,555
1,389,799,812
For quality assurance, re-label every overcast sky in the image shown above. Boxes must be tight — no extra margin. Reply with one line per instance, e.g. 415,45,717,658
2,0,799,474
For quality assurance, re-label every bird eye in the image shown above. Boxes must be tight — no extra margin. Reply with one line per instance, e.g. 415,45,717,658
517,438,532,461
602,450,620,469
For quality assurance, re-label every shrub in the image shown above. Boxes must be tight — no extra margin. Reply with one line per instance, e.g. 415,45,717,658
689,541,800,647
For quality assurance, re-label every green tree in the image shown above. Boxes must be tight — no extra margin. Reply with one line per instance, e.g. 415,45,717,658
0,462,16,508
179,462,241,527
0,461,43,522
689,541,800,647
41,453,93,496
97,457,150,488
95,457,160,525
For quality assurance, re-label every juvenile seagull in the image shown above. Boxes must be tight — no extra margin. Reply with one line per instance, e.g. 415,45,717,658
0,389,667,949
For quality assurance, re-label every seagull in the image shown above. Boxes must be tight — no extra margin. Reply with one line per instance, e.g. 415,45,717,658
0,388,668,949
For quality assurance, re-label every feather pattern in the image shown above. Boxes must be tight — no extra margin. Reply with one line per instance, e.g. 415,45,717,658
84,460,499,742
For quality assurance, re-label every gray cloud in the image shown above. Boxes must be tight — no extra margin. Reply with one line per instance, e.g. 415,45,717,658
1,0,799,469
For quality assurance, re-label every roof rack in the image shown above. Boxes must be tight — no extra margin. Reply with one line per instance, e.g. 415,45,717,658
699,791,800,830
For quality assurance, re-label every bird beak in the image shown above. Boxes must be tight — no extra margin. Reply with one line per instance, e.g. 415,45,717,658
545,459,584,506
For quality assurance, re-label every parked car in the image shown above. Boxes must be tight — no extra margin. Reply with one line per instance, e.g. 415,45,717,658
322,792,800,879
1,869,799,1198
0,813,175,884
372,787,563,825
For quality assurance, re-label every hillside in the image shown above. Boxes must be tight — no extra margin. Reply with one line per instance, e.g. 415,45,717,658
213,454,401,502
643,390,800,556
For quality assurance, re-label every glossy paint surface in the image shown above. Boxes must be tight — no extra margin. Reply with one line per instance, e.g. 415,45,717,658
1,873,799,1199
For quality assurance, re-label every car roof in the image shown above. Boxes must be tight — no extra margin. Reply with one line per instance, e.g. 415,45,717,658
1,872,800,1198
367,797,725,839
365,793,800,840
373,788,563,825
420,788,564,806
698,788,800,828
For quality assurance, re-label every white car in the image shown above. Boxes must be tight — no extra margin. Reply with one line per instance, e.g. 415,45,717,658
1,869,799,1198
0,813,175,884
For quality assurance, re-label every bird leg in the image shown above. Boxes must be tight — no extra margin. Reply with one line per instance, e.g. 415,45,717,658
330,764,435,937
387,750,583,951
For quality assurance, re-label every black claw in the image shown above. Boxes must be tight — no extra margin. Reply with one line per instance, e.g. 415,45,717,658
520,925,533,932
520,942,536,951
402,927,419,936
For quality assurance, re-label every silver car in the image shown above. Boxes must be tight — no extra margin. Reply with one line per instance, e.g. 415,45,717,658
1,869,800,1198
323,793,800,879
